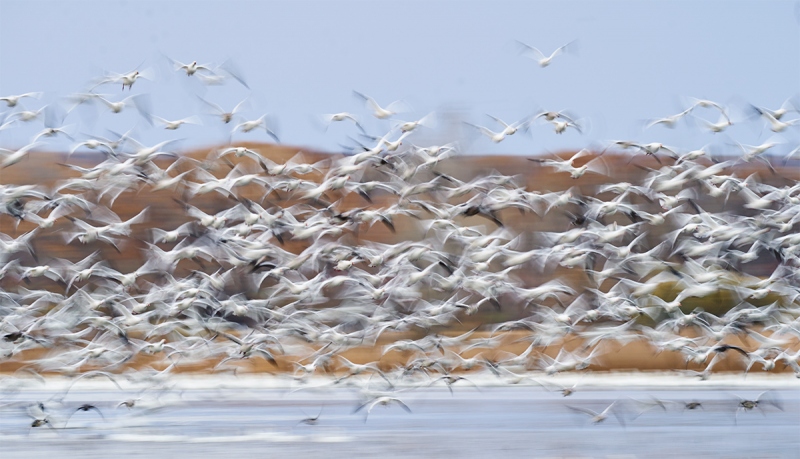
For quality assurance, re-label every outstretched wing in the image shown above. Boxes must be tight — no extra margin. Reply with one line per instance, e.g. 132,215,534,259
516,40,545,59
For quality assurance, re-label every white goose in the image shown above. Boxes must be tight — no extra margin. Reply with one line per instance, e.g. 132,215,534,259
751,105,800,132
0,92,42,108
198,96,249,124
397,112,435,133
0,141,43,168
166,58,213,76
92,93,150,118
487,114,532,136
516,39,577,67
150,114,202,130
354,90,406,119
320,112,364,132
119,70,143,90
232,114,280,142
567,402,625,426
464,121,508,143
353,395,412,422
93,68,151,91
645,107,694,129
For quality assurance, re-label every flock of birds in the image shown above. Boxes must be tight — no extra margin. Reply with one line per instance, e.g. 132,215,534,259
0,46,799,431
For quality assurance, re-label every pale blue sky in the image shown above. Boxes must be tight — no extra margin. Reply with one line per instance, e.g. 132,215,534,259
1,1,798,156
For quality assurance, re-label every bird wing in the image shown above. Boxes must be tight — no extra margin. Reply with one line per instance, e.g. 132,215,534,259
566,405,597,416
486,114,510,128
464,122,496,138
213,329,243,345
515,40,545,59
353,91,379,110
231,98,250,114
220,59,250,89
196,96,225,114
352,400,371,414
392,398,412,413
